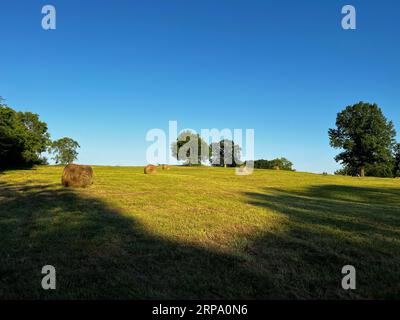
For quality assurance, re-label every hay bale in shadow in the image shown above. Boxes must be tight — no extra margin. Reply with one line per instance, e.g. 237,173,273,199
161,164,171,170
144,165,157,174
62,164,93,188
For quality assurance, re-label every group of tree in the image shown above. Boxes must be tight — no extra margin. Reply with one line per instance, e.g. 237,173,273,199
171,131,295,170
0,97,80,169
254,158,294,171
171,131,244,167
170,130,210,166
329,102,400,178
4,96,398,178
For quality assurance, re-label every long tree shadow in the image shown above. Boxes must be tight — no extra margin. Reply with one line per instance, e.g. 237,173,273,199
1,180,399,299
0,180,276,299
243,185,400,299
272,184,400,207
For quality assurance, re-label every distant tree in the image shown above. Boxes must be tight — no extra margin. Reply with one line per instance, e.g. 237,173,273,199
271,157,294,170
253,159,269,169
209,139,242,167
254,158,294,171
329,102,396,177
171,130,209,166
49,137,80,164
1,100,50,169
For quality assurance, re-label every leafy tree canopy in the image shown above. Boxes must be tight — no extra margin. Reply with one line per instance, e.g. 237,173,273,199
1,100,50,169
171,130,209,166
49,137,80,165
254,158,294,171
329,102,396,177
209,139,242,167
392,143,400,178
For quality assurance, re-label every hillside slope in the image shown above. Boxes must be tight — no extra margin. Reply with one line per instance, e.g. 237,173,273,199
1,166,399,299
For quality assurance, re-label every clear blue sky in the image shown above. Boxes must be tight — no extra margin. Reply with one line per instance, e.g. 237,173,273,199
1,0,399,173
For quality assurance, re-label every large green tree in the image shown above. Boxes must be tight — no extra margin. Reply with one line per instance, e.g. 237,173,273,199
329,102,396,177
0,101,22,167
209,139,242,167
1,99,50,169
49,137,80,164
171,130,209,166
393,143,400,178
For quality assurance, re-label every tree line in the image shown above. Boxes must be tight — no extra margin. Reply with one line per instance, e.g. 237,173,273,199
170,130,243,167
253,158,294,171
0,97,80,169
2,96,399,177
170,130,294,170
171,102,400,177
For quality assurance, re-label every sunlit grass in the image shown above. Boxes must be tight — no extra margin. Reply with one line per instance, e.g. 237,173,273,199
0,165,399,299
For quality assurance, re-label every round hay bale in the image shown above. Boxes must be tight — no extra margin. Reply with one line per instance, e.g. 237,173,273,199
144,164,157,174
273,165,280,170
62,164,93,188
161,164,171,170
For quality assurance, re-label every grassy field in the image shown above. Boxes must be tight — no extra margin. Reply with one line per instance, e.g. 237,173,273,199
0,165,399,299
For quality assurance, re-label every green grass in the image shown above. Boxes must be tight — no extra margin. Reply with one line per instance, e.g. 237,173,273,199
0,165,399,299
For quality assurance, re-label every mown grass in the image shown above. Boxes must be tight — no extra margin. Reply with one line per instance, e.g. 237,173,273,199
0,165,399,299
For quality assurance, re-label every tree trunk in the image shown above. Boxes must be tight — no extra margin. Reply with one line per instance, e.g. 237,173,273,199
360,166,365,177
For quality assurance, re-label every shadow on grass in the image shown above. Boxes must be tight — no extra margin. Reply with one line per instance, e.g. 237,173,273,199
1,180,399,299
273,184,400,207
243,185,400,299
0,180,272,299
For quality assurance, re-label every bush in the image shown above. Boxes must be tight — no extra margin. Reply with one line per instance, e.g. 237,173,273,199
254,158,294,171
335,162,395,177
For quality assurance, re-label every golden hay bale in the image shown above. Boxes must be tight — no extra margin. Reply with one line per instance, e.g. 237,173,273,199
273,165,280,170
62,164,93,188
144,164,157,174
161,164,171,170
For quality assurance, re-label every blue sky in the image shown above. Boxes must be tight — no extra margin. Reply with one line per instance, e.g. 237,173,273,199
1,0,399,173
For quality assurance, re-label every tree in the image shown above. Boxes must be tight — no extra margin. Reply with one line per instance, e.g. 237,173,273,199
49,137,80,164
329,102,396,177
394,143,400,178
171,130,209,166
0,102,22,167
270,157,293,170
1,101,50,169
17,111,50,164
254,158,294,171
209,139,242,167
365,162,394,178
